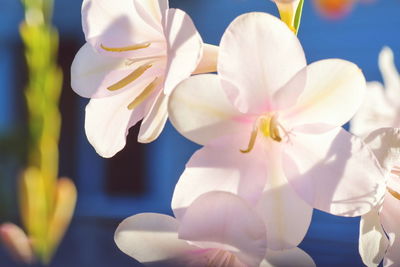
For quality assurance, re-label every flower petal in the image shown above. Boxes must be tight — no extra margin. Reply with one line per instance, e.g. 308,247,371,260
82,0,164,58
379,47,400,103
178,191,267,267
256,141,313,250
137,88,168,143
168,74,246,146
84,83,151,158
260,248,316,267
359,209,389,267
350,82,397,137
133,0,169,29
381,192,400,266
363,128,400,173
282,59,366,130
218,12,306,113
283,127,387,216
114,213,195,265
71,43,164,98
162,8,203,95
193,44,219,74
172,134,267,220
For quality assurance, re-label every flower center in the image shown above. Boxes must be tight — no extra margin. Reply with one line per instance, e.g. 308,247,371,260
241,114,288,153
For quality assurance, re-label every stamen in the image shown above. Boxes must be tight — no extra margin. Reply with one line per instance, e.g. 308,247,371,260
127,77,159,110
100,42,151,52
388,187,400,201
391,167,400,176
259,116,282,142
270,116,282,142
240,128,258,154
107,64,152,91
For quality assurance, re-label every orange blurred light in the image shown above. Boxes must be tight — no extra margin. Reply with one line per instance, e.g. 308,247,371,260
314,0,356,19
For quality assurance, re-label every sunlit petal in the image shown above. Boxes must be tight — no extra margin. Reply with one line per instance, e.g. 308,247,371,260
283,127,386,216
114,213,195,265
172,134,267,220
256,141,313,250
178,191,267,267
168,74,245,146
219,12,306,113
359,209,389,267
162,8,203,94
283,59,366,130
260,247,316,267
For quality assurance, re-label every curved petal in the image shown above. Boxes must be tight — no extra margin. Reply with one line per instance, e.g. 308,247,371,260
283,127,387,216
168,74,246,146
256,141,313,250
381,192,400,266
282,59,366,130
84,83,151,158
193,44,219,74
271,65,307,111
350,82,397,137
172,133,268,220
71,43,164,98
82,0,164,58
363,128,400,173
162,8,203,95
133,0,169,31
114,213,195,265
138,88,168,143
178,191,267,267
260,248,316,267
218,12,306,113
379,47,400,103
359,209,389,267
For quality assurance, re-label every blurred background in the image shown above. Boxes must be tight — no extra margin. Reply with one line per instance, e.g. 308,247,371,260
0,0,399,266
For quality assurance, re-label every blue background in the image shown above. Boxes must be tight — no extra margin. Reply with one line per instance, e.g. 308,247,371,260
0,0,399,266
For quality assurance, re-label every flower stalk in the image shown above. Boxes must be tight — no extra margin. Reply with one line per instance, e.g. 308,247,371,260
0,0,77,265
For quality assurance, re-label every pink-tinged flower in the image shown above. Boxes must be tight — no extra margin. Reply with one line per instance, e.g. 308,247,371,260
351,47,400,138
359,128,400,267
0,223,34,264
71,0,217,158
115,191,314,267
168,12,386,250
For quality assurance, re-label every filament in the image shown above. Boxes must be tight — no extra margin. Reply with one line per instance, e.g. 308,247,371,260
240,128,258,154
127,77,159,110
100,42,151,52
107,64,152,91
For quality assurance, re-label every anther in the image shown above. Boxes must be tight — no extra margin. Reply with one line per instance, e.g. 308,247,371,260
100,42,151,52
388,187,400,201
127,77,159,110
240,128,258,154
107,64,152,91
